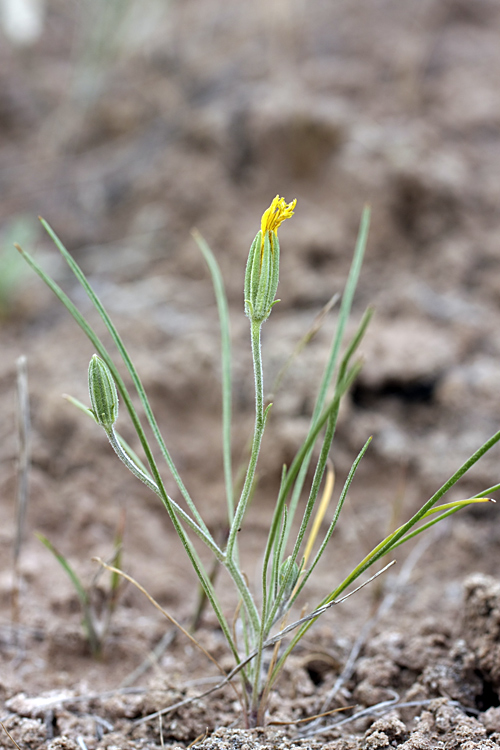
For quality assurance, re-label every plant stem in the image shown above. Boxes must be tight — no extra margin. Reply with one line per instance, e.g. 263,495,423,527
226,319,266,562
105,428,224,561
225,557,261,638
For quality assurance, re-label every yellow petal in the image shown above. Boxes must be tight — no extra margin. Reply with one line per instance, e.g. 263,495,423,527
261,195,296,236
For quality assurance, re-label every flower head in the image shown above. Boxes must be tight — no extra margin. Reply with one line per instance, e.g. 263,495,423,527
245,196,296,324
261,195,297,238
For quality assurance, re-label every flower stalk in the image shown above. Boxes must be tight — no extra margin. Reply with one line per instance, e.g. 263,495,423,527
227,197,296,563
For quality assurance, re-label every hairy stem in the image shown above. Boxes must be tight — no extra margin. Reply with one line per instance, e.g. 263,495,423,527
226,319,266,562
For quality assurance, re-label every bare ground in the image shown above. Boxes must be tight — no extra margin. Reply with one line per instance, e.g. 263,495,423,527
2,0,500,747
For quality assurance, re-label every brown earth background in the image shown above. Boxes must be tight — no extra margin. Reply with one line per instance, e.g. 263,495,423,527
2,1,500,748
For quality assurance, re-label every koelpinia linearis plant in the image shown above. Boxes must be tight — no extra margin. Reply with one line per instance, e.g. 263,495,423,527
17,197,499,725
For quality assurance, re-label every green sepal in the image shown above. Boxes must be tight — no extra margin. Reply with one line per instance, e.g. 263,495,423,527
244,232,261,319
268,232,280,314
244,230,280,323
256,231,272,319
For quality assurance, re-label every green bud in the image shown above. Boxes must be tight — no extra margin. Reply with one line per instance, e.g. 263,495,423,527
244,195,296,323
88,354,119,431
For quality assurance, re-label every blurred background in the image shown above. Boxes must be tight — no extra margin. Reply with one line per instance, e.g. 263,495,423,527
1,0,500,689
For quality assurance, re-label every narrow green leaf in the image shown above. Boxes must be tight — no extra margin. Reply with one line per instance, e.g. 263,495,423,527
36,221,209,537
36,533,100,656
192,230,234,524
285,208,371,534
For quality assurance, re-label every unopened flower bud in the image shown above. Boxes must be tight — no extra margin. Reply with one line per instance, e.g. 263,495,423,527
88,354,118,431
244,195,296,323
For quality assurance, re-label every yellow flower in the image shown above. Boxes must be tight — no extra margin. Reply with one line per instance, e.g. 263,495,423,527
260,195,297,256
245,196,296,323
